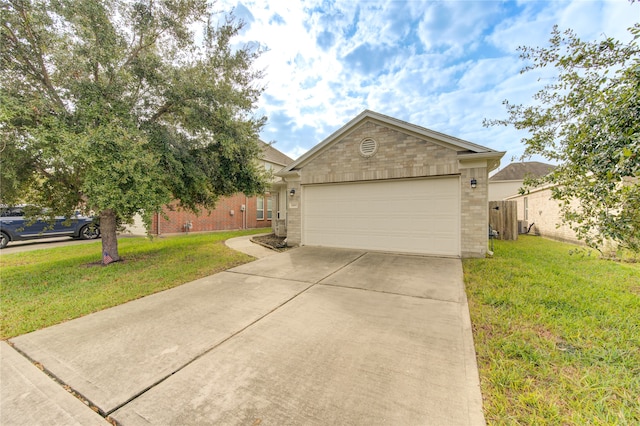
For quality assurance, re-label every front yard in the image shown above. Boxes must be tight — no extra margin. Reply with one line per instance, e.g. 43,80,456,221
464,235,640,424
2,231,638,423
0,229,269,339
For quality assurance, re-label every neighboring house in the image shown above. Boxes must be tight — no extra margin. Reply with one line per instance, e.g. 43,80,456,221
127,141,293,235
273,110,505,258
488,161,555,201
492,162,582,244
507,184,583,245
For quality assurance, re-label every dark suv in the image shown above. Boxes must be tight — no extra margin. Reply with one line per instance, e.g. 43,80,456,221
0,206,100,249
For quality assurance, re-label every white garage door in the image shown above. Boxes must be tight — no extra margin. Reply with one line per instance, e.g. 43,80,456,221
302,177,460,256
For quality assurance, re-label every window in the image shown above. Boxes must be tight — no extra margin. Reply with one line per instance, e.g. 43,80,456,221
257,196,273,221
257,197,264,220
524,197,529,221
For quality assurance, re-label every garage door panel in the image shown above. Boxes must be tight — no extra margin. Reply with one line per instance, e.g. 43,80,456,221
302,178,460,256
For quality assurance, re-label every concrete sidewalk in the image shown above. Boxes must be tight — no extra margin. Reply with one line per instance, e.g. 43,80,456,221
224,233,279,259
2,237,485,425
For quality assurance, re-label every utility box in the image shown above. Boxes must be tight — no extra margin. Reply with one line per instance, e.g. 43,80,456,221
518,220,529,234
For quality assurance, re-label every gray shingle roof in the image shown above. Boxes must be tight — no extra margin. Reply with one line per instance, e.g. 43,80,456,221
490,161,555,181
260,141,294,167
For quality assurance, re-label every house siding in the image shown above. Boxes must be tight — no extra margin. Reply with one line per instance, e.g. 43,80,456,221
488,180,523,201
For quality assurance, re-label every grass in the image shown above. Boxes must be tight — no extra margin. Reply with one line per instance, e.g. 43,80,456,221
3,230,638,423
0,229,270,339
464,235,640,425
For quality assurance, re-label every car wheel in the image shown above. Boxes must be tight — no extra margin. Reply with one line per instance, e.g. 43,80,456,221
0,232,8,249
80,225,100,240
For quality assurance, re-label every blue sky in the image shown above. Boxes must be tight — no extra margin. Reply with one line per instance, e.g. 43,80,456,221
217,0,638,168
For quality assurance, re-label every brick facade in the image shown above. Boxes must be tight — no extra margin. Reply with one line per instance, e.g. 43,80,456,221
278,111,503,258
139,141,292,236
459,166,489,257
300,121,458,185
150,193,272,235
509,187,582,245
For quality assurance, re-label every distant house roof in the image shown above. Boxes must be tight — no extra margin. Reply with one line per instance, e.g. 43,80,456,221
490,161,555,181
260,141,294,167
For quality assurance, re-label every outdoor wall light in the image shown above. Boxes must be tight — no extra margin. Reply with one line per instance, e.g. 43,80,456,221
289,188,296,197
470,178,477,189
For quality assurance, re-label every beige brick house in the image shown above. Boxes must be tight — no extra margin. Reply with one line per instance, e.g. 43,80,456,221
507,185,582,245
273,110,505,258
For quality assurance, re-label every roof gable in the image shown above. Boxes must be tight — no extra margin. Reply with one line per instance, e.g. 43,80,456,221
280,110,503,174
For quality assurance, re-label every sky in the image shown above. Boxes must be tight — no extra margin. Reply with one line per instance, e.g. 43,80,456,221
214,0,638,168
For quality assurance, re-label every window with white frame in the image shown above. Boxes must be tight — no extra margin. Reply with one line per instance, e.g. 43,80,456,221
257,196,273,221
257,197,264,220
524,197,529,221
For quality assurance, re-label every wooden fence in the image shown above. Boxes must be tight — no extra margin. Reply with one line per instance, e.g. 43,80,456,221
489,200,518,241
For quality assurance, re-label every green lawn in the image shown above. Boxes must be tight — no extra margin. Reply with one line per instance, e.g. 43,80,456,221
3,230,639,423
0,229,269,339
464,235,640,425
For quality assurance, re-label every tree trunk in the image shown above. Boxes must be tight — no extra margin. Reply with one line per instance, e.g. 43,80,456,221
100,209,120,264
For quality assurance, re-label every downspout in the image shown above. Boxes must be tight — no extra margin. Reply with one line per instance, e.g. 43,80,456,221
244,196,248,229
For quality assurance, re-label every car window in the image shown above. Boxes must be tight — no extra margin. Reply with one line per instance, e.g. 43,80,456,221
1,208,25,217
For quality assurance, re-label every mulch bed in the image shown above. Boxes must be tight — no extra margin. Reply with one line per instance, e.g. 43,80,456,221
251,233,290,251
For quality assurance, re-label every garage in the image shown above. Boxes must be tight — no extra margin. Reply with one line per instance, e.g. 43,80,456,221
302,177,460,256
275,110,504,258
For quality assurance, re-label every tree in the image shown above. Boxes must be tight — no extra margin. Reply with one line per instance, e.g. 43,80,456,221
1,0,269,263
485,23,640,253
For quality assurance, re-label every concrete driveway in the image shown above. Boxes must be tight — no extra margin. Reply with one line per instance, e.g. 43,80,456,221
3,245,484,425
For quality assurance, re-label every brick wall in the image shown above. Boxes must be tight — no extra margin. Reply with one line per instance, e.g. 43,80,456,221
460,167,488,257
511,187,581,245
284,176,301,245
300,121,458,185
151,193,272,235
285,119,491,257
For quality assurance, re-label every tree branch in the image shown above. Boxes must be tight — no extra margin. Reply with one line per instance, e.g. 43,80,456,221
15,6,66,111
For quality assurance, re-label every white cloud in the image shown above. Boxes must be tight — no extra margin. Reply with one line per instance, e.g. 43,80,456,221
213,0,639,164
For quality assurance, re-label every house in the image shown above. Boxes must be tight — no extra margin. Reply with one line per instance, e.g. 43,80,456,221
507,183,583,245
127,141,293,235
272,110,505,258
489,162,583,244
488,161,555,201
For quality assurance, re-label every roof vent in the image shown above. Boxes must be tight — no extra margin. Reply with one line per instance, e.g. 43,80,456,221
359,138,378,157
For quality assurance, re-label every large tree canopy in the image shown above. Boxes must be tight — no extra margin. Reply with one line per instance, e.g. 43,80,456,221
1,0,269,262
486,23,640,253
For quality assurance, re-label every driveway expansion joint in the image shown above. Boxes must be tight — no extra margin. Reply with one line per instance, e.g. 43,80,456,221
313,251,368,284
317,281,464,304
7,341,109,419
224,269,317,284
104,280,317,416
